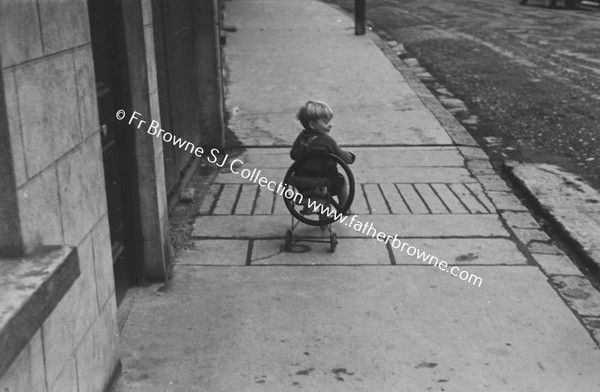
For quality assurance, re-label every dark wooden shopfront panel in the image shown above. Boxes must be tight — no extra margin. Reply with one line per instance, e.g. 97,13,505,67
154,0,201,197
88,0,140,303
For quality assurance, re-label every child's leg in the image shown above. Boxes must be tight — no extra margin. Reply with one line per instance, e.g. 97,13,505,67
337,182,349,211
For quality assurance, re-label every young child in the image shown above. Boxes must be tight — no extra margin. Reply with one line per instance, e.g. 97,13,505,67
290,100,356,211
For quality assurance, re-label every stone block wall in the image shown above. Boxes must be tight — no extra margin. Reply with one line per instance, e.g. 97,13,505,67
0,1,119,391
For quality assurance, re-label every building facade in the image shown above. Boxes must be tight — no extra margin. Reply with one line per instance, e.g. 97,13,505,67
0,0,224,390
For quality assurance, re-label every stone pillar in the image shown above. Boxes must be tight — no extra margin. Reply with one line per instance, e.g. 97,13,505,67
118,0,171,280
0,64,24,257
192,0,225,150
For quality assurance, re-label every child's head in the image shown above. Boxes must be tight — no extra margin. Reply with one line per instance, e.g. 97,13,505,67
297,100,333,131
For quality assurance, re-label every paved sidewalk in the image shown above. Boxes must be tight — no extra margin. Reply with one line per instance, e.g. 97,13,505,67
112,0,600,391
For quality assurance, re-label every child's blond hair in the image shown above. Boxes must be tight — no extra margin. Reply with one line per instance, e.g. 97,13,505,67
296,100,333,130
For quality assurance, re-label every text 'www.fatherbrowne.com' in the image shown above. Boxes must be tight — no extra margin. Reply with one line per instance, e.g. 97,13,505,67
310,200,483,287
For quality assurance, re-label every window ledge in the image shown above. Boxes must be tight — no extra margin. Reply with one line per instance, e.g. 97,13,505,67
0,246,79,378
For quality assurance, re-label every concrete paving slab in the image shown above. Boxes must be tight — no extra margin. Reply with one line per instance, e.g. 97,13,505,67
582,317,600,346
351,147,464,168
272,194,290,215
227,31,404,81
359,214,511,239
212,167,476,185
528,242,565,255
501,211,541,229
236,147,466,169
511,228,551,245
477,174,512,192
533,254,583,276
466,160,496,175
214,168,286,184
224,0,453,147
486,191,528,211
368,214,511,239
550,276,600,318
116,266,600,392
228,109,452,147
233,149,292,169
390,238,528,265
176,240,249,265
192,214,509,238
225,37,419,113
353,167,476,184
251,239,391,265
225,0,357,31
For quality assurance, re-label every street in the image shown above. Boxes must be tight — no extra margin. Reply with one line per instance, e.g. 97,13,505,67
327,0,600,191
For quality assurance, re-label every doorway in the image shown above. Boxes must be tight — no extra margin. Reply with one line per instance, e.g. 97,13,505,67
87,0,133,305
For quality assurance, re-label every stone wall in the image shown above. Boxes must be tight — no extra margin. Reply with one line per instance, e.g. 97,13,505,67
0,1,119,390
0,0,223,389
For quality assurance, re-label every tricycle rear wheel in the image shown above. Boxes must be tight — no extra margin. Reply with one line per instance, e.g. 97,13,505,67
285,229,293,251
330,233,338,253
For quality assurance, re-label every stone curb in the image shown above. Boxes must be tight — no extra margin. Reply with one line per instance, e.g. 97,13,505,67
363,31,592,276
365,29,600,345
502,161,600,276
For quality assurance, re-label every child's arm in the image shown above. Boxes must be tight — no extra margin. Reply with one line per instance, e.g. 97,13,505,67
321,134,355,164
290,135,303,161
